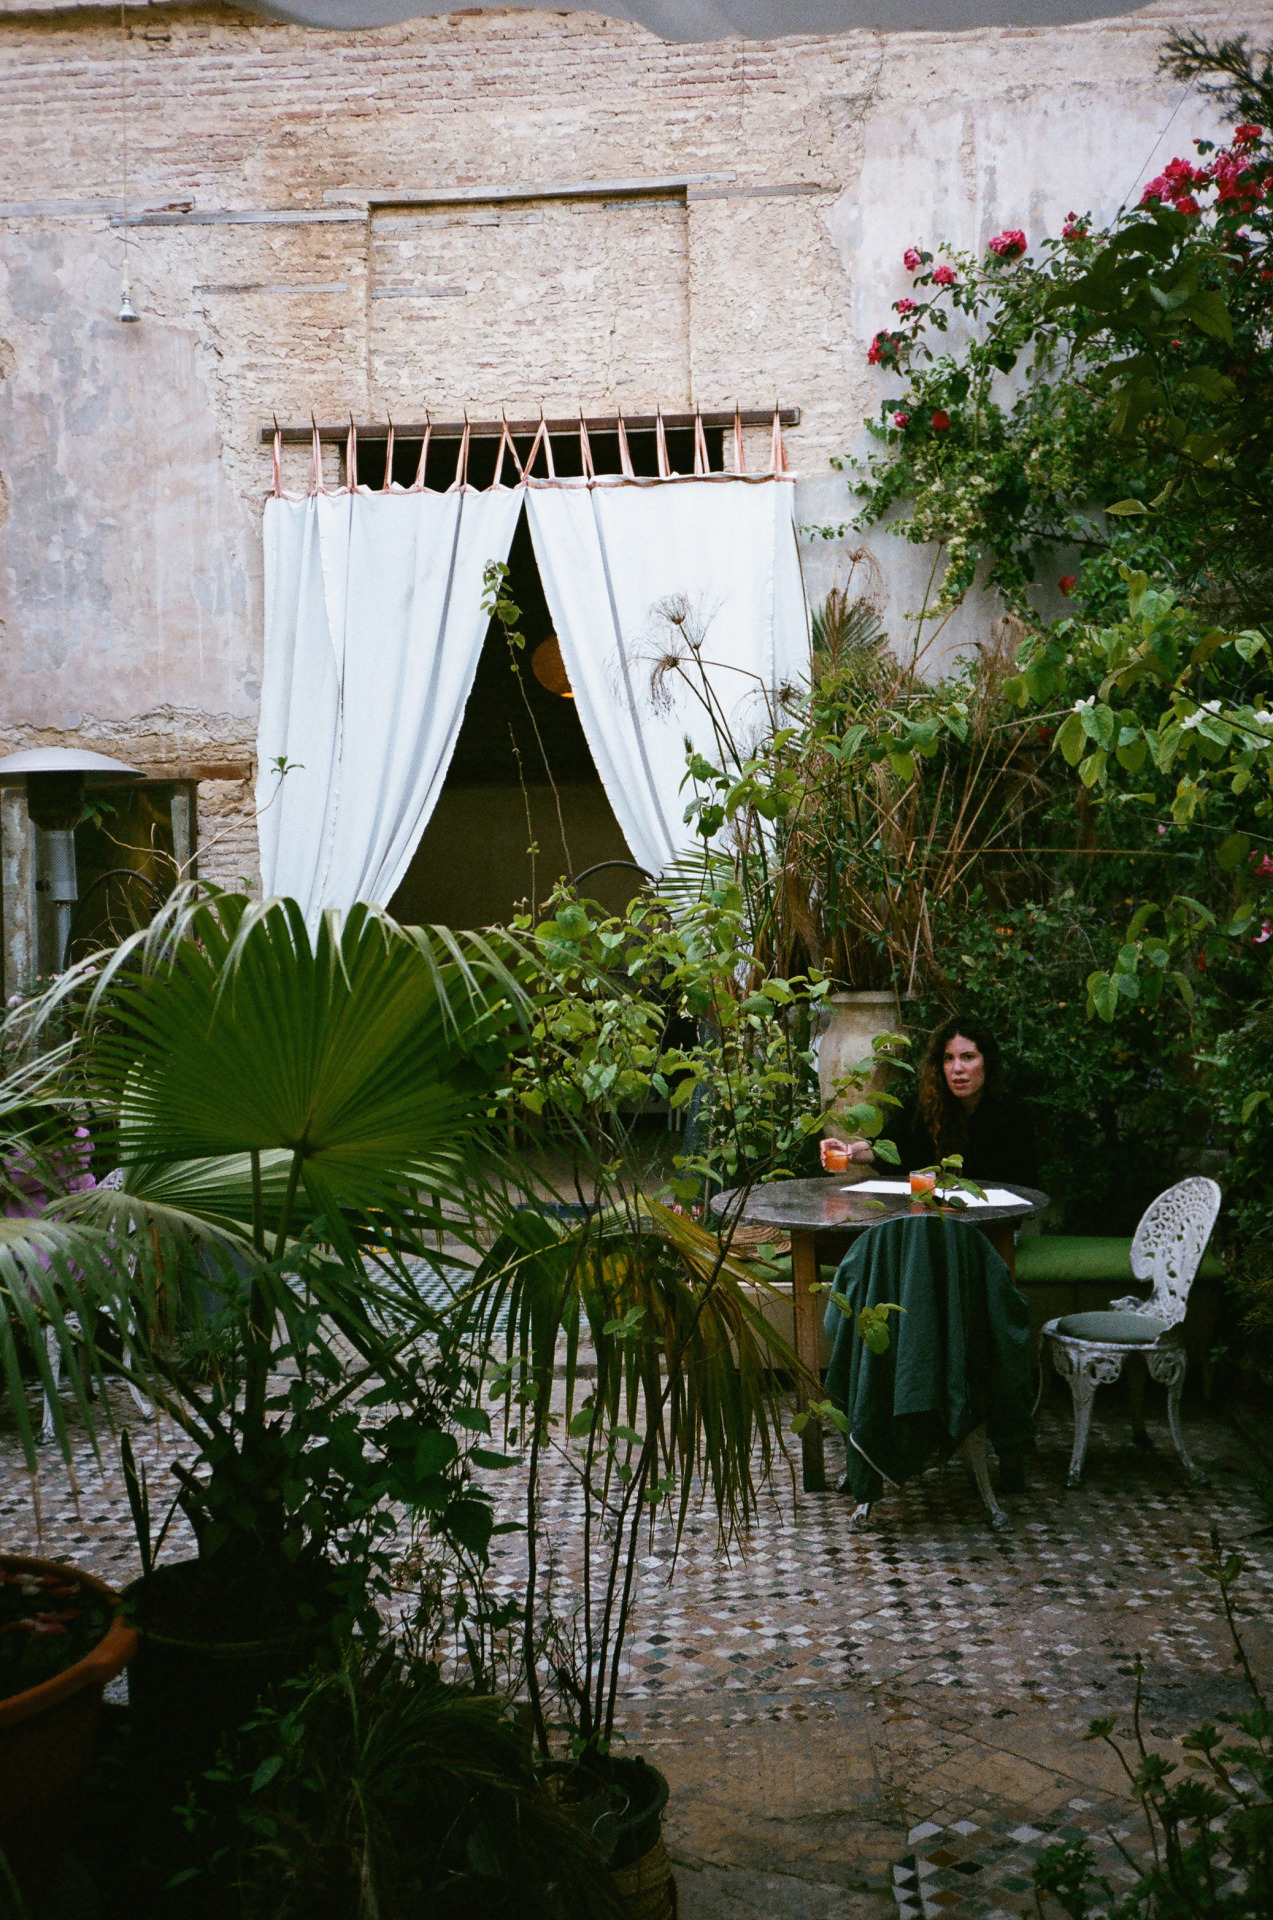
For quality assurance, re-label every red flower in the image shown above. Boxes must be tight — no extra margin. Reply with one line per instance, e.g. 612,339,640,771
931,410,951,431
1196,951,1208,971
1234,124,1264,147
1062,212,1086,240
867,334,885,365
1058,574,1077,596
988,229,1027,259
903,246,923,271
896,296,918,316
932,264,957,287
892,411,910,428
1142,155,1213,211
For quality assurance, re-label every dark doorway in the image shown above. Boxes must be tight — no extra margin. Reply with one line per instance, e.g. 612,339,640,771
382,507,636,930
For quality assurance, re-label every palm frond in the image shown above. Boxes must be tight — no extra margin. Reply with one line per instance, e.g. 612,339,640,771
461,1194,800,1544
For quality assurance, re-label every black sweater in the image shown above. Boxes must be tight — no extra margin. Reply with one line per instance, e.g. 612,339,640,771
878,1090,1040,1189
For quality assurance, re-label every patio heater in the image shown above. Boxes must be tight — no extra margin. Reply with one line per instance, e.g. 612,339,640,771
0,746,143,971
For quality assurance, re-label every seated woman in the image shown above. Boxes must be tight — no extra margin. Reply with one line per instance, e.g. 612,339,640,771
847,1015,1039,1188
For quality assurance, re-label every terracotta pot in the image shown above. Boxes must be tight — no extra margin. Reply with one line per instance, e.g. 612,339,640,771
0,1554,136,1900
817,990,903,1140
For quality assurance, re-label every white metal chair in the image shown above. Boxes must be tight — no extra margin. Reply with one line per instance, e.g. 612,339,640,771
1040,1176,1221,1487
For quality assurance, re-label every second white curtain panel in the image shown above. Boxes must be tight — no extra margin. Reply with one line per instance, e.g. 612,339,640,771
525,478,809,876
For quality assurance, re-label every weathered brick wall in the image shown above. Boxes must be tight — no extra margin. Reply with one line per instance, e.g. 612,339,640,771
0,0,1265,902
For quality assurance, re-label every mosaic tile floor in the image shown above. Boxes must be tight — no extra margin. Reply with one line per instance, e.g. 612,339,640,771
482,1399,1273,1738
2,1378,1270,1917
893,1806,1142,1920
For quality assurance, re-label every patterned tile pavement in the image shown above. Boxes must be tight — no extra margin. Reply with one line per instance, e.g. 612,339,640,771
893,1807,1141,1920
2,1375,1271,1916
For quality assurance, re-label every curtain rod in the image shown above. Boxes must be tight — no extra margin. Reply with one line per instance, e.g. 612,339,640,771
260,408,799,445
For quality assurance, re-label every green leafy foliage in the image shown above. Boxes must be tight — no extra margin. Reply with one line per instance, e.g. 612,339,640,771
181,1645,625,1919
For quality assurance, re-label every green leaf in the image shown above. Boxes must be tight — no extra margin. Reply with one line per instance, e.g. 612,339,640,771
1241,1090,1269,1125
1106,498,1149,516
1178,365,1234,401
1170,971,1196,1011
568,1408,597,1437
1055,712,1086,766
1086,972,1119,1022
1178,288,1233,343
1217,833,1250,871
251,1754,285,1794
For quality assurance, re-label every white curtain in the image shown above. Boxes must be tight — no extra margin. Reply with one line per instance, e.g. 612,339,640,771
524,478,809,876
257,487,521,923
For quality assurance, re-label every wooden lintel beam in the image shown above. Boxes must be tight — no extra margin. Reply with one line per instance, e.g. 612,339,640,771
259,408,800,446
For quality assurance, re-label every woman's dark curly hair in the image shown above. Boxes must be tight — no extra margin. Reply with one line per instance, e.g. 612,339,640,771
916,1015,1005,1160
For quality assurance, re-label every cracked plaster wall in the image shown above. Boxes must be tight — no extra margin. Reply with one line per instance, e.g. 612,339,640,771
0,0,1263,894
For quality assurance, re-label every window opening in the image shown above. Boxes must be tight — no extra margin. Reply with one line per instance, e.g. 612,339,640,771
354,423,724,491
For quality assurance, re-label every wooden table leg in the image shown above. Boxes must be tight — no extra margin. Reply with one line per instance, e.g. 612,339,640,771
984,1222,1017,1280
790,1228,826,1492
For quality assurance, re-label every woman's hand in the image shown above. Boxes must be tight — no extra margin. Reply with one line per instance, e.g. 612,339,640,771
846,1140,876,1164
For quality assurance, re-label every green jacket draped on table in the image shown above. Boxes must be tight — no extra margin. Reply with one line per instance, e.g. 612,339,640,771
824,1214,1034,1504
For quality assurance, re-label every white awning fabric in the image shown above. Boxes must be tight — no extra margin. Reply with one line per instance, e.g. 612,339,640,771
242,0,1143,38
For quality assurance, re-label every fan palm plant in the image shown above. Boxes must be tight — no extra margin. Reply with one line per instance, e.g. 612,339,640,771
3,888,529,1601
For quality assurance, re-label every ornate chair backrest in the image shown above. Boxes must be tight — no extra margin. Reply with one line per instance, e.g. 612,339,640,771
1129,1177,1222,1327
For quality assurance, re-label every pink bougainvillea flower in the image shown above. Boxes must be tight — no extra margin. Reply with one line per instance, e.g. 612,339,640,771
1058,574,1077,596
896,296,918,317
1234,124,1264,147
931,410,951,431
1253,852,1273,879
892,411,910,428
1174,194,1201,216
1157,824,1168,836
1254,919,1273,945
932,264,957,287
988,229,1027,259
903,246,923,271
867,333,885,365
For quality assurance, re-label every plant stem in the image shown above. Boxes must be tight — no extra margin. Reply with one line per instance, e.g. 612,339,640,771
250,1146,265,1256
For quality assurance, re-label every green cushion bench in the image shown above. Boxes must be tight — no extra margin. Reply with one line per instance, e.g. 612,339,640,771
1015,1236,1223,1285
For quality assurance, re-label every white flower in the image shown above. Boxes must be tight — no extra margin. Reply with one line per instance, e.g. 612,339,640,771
1181,699,1224,731
1072,696,1095,712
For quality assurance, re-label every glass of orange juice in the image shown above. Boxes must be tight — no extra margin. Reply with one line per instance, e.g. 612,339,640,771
909,1169,937,1196
820,1138,850,1172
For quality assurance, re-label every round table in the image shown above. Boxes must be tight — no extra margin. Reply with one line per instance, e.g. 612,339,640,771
709,1173,1051,1491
